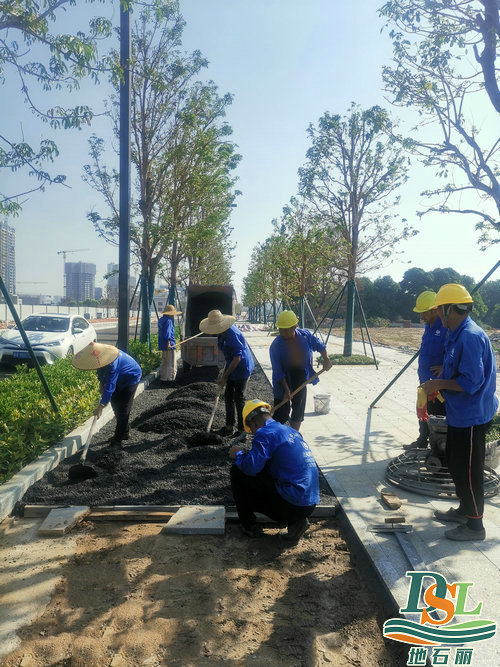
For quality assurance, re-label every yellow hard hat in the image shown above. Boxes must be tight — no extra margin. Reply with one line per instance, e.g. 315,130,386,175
413,291,437,313
434,284,473,308
276,310,299,329
242,399,272,433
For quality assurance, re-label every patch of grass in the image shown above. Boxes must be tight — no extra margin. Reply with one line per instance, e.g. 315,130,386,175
317,353,376,366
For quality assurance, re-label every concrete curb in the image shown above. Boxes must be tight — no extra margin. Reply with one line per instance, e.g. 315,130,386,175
0,369,160,524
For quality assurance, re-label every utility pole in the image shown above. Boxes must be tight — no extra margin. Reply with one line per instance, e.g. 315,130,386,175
117,0,131,351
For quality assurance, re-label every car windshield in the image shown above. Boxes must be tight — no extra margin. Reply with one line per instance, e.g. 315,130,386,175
19,316,70,333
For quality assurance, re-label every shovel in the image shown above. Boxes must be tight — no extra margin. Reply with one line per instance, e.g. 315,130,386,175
271,368,326,416
68,415,99,482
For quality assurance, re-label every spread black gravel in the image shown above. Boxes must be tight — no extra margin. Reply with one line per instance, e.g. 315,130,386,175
16,353,335,510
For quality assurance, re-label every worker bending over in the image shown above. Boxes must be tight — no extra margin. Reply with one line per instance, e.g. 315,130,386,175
199,309,254,437
72,342,142,447
270,310,332,431
229,399,319,542
419,284,498,541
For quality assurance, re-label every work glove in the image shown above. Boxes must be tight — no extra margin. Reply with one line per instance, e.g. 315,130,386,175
416,386,429,422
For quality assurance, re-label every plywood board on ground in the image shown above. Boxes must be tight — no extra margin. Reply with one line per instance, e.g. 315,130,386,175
162,505,225,535
38,506,90,536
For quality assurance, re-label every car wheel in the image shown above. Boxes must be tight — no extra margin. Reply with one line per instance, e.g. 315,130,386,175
66,346,74,358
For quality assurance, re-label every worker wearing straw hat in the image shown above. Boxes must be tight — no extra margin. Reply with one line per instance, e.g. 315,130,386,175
72,342,142,446
158,304,181,382
199,309,254,437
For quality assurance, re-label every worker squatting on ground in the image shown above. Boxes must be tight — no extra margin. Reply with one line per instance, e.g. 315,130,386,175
407,291,447,449
72,342,142,447
229,399,319,542
419,284,498,542
269,310,332,431
158,304,181,382
199,309,254,437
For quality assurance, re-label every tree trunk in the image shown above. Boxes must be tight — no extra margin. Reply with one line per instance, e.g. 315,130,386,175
343,279,355,356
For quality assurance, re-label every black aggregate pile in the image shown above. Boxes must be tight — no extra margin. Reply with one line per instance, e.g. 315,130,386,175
16,352,335,511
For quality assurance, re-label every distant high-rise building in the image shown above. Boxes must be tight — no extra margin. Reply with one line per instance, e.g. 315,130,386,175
65,262,96,302
106,262,137,301
0,220,16,295
94,287,103,300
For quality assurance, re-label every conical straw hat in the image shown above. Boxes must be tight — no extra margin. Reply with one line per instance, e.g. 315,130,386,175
199,309,236,335
72,342,119,370
162,304,182,316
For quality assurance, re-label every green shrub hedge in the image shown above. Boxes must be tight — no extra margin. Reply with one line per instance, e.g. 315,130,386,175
0,340,161,484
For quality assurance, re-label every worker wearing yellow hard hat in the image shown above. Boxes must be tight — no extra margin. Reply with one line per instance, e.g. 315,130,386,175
229,398,319,541
419,284,498,541
406,291,447,450
269,310,332,431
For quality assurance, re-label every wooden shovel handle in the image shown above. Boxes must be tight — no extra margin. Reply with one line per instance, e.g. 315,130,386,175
271,368,326,416
80,414,98,463
178,332,203,346
206,385,223,432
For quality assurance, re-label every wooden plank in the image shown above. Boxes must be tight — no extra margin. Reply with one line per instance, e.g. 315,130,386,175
38,506,90,536
90,511,175,522
23,504,183,518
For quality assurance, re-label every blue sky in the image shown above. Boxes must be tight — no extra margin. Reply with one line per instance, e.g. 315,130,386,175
3,0,498,301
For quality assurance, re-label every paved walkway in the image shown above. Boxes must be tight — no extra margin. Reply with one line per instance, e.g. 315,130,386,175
244,329,499,666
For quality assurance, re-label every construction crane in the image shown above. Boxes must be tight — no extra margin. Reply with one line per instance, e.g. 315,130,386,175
57,248,90,297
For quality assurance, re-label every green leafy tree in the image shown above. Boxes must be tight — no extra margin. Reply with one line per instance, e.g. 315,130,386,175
380,0,500,246
0,0,112,215
299,104,415,355
84,2,239,342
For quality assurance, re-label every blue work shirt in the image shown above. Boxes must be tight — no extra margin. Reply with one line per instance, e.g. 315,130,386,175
158,315,176,351
235,419,320,507
270,328,326,399
418,319,447,383
440,317,498,428
217,325,254,381
97,351,142,405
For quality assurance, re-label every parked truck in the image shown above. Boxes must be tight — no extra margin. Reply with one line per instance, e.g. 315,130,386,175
181,285,235,371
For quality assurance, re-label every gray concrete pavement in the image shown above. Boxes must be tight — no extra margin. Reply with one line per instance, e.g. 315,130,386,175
244,329,499,666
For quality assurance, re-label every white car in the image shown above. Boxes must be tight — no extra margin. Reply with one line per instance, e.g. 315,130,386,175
0,313,97,366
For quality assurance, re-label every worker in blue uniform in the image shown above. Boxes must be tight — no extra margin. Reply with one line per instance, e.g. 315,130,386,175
72,342,142,446
229,399,320,542
419,284,498,541
270,310,332,431
406,291,447,449
199,309,254,436
158,304,181,382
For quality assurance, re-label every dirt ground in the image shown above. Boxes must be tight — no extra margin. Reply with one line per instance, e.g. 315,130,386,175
2,357,409,666
2,518,409,667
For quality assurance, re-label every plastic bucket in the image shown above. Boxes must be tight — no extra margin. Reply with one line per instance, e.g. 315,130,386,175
313,393,331,415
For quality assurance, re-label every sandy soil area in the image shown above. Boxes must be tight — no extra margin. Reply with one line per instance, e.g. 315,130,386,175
1,518,407,666
2,358,408,666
